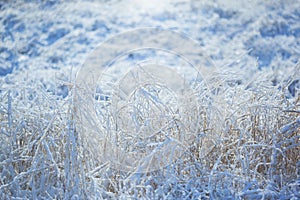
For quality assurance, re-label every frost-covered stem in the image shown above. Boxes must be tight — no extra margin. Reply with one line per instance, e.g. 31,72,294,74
7,90,15,149
208,154,222,198
65,89,80,199
7,89,16,192
269,130,278,184
64,119,71,198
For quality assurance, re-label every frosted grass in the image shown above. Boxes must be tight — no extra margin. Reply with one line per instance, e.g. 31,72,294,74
1,0,300,199
0,62,299,199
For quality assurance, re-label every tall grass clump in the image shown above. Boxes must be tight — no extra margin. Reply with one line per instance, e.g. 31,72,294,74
0,63,299,199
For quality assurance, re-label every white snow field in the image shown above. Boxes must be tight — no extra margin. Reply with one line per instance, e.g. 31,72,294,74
0,0,299,199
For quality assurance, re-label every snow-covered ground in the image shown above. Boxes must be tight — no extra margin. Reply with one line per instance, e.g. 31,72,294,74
1,0,300,85
0,0,299,199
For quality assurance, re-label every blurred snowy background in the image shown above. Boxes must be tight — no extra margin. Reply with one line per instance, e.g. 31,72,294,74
1,0,299,94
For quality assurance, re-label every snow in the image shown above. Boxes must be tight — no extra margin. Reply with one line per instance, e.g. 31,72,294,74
0,0,300,199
